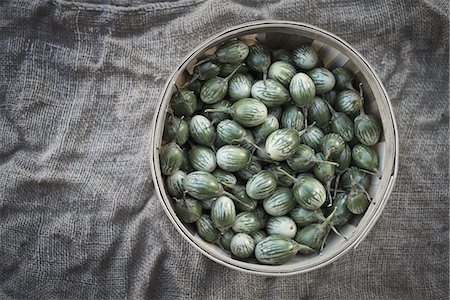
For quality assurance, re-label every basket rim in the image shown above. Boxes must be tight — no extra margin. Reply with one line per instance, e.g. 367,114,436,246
150,20,399,276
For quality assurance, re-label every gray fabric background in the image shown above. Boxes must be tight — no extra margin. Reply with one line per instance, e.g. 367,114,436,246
0,0,448,299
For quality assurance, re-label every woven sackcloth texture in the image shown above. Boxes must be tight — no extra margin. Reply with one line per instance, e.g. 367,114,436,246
0,0,448,299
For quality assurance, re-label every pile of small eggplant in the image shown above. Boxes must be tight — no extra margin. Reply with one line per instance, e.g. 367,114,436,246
159,38,382,265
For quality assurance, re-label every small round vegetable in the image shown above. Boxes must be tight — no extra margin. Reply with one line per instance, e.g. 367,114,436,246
292,44,318,70
307,67,336,95
255,235,314,265
196,214,220,242
246,42,271,82
214,39,249,64
160,142,183,176
166,170,187,198
286,144,321,172
326,101,354,142
352,144,381,177
251,230,268,245
331,193,353,226
189,146,216,172
174,197,203,223
321,133,345,160
212,169,237,188
211,196,236,232
251,79,290,108
189,115,215,146
235,158,262,181
335,143,352,172
294,208,336,251
230,233,255,258
289,73,316,109
268,61,297,87
340,166,370,191
171,89,198,117
163,116,189,145
290,206,326,227
246,170,278,200
263,187,296,216
195,61,221,81
253,115,280,143
228,73,252,101
216,119,246,144
219,229,235,252
300,126,325,151
332,67,354,90
354,109,381,146
216,145,250,172
281,105,305,131
265,128,300,161
183,171,224,200
200,66,241,104
232,212,261,234
307,97,331,127
346,190,370,215
293,176,327,210
266,216,297,238
335,89,363,116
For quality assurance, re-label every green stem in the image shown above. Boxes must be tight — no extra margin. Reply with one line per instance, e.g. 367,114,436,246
313,159,340,167
276,167,298,182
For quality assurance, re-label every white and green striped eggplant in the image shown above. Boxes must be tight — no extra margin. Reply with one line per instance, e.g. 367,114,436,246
160,142,183,176
335,89,363,116
189,115,215,146
266,216,297,238
251,79,290,108
321,133,345,160
211,196,236,232
263,187,296,217
289,206,326,227
183,171,224,200
171,89,198,117
292,45,318,70
293,176,327,210
306,67,336,95
300,126,325,151
196,214,220,243
251,230,268,245
289,73,316,109
216,119,246,144
307,97,331,127
340,166,371,191
272,49,295,65
253,115,280,143
232,212,261,234
335,144,352,172
265,128,300,161
268,61,297,87
255,235,314,265
216,145,250,172
346,189,369,214
286,144,318,172
205,100,232,125
200,76,228,104
269,164,296,187
174,197,203,223
281,105,305,131
354,112,381,146
189,146,216,172
332,67,354,90
236,158,262,181
163,116,189,145
212,169,238,188
246,42,271,81
246,170,278,200
352,144,381,177
228,73,252,101
195,61,221,81
230,233,255,258
294,208,336,250
214,39,249,64
329,108,354,142
331,193,353,226
166,170,187,198
219,229,235,252
228,185,258,212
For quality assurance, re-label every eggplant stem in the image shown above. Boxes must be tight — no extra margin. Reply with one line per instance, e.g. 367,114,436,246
223,191,241,203
302,107,309,128
275,167,297,182
182,73,200,89
326,181,333,207
314,159,339,167
193,57,213,67
224,63,244,82
204,108,229,113
331,225,348,241
360,168,382,178
253,155,279,165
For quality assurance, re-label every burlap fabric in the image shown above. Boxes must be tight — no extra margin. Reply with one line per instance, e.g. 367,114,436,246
0,0,448,299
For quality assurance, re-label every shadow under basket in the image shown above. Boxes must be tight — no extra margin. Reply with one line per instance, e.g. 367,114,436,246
150,20,399,276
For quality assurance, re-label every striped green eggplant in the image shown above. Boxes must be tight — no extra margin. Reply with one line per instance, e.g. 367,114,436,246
294,208,336,251
251,79,290,108
219,229,235,252
335,144,352,172
346,189,369,215
230,233,255,258
183,171,224,200
211,196,236,232
216,119,246,144
331,193,353,226
246,170,278,200
160,142,183,176
171,89,198,117
232,212,261,234
300,126,325,151
266,216,297,238
286,144,318,172
354,111,381,146
200,65,241,104
307,67,336,95
196,214,220,243
293,176,327,210
290,73,316,109
228,73,252,101
263,187,296,217
235,158,262,181
214,39,249,64
251,230,268,245
174,197,203,223
307,97,331,127
281,105,305,131
189,146,216,172
335,89,363,116
246,42,271,81
163,116,189,145
292,44,318,70
289,206,326,227
340,166,371,191
212,169,238,188
327,101,354,142
189,115,215,146
352,144,381,177
265,128,300,161
321,133,345,160
332,67,354,90
195,61,221,81
255,235,314,265
165,170,187,198
268,61,297,87
216,145,250,172
253,114,280,143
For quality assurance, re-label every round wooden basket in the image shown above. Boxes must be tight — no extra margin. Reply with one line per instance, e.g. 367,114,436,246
150,20,398,276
